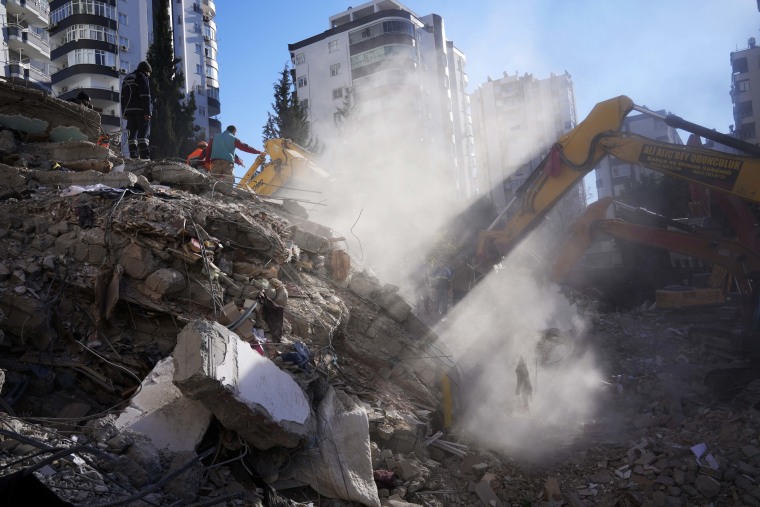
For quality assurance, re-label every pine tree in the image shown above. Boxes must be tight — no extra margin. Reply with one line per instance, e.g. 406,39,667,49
146,0,198,159
262,63,315,149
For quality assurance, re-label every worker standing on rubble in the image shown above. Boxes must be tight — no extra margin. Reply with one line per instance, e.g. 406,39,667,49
515,356,532,412
205,125,262,184
120,61,153,159
186,140,209,170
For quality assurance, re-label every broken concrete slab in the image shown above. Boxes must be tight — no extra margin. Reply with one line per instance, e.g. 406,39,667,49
113,357,212,452
35,141,111,163
279,387,381,507
0,80,101,142
172,319,313,450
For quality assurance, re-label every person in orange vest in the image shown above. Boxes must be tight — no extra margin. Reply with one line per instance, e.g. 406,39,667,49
186,140,210,170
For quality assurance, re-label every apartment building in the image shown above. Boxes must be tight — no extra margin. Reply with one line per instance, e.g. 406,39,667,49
470,70,582,241
0,0,52,92
288,0,476,200
730,36,760,145
47,0,219,139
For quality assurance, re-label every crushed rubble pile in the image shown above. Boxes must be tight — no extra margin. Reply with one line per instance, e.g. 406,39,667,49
1,83,760,506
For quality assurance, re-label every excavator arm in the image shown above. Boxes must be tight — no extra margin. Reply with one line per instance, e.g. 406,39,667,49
477,95,760,269
237,138,328,198
477,96,636,264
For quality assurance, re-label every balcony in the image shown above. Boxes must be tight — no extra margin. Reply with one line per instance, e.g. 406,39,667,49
7,25,51,56
208,96,220,116
201,0,216,18
6,0,49,26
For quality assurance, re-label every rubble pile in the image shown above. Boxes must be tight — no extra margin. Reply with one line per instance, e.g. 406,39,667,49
0,83,760,506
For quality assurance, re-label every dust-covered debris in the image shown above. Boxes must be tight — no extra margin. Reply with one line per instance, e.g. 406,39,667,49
1,81,760,507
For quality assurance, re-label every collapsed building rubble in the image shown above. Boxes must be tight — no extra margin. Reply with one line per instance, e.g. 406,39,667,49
1,81,760,507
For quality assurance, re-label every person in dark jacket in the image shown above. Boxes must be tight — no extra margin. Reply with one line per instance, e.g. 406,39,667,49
120,61,152,159
204,125,262,183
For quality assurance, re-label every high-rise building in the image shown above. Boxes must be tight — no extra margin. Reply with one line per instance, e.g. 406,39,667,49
0,0,52,93
287,0,475,200
470,71,580,227
730,36,760,145
47,0,219,139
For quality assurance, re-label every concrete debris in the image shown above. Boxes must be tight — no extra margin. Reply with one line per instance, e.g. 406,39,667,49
0,79,760,507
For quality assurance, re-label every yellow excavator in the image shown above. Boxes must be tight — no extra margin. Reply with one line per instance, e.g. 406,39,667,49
476,95,760,269
237,138,328,198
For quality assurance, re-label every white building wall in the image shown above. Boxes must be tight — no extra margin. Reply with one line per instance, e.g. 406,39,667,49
289,0,468,200
470,71,577,211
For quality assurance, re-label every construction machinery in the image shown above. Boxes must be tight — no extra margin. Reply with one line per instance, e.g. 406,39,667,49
550,196,760,310
476,95,760,269
237,138,328,199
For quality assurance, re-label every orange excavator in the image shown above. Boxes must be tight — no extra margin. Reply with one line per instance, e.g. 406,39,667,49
550,196,760,311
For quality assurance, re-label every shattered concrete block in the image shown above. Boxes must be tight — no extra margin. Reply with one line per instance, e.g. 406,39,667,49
35,169,140,189
119,242,159,279
113,358,212,452
144,269,187,298
0,130,17,153
173,319,314,450
0,80,101,142
35,141,111,162
377,291,411,323
289,226,330,255
349,271,380,299
218,302,243,326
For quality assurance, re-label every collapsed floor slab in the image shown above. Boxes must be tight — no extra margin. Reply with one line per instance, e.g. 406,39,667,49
113,357,212,453
172,319,314,450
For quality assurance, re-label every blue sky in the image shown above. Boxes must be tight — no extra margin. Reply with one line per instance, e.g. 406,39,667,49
215,1,759,179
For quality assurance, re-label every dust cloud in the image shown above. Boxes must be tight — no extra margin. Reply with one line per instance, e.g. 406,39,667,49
306,59,469,295
299,55,606,460
436,230,607,462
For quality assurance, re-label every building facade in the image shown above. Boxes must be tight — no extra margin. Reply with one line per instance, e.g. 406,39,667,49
288,0,476,200
0,0,52,93
730,36,760,145
470,70,581,235
45,0,219,139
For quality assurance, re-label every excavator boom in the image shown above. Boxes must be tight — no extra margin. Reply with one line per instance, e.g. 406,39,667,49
478,95,760,269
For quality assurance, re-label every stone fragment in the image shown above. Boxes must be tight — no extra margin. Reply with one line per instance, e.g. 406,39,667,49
173,319,313,450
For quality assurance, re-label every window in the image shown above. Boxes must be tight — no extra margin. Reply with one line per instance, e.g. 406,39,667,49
332,87,344,100
194,23,201,33
330,63,341,77
196,64,202,74
193,2,200,12
733,57,749,74
195,43,201,54
741,122,756,140
737,101,754,119
297,76,307,88
328,40,339,53
299,99,309,111
118,12,127,25
294,52,305,65
198,106,206,116
737,80,751,93
119,36,128,48
67,48,116,67
177,14,182,24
